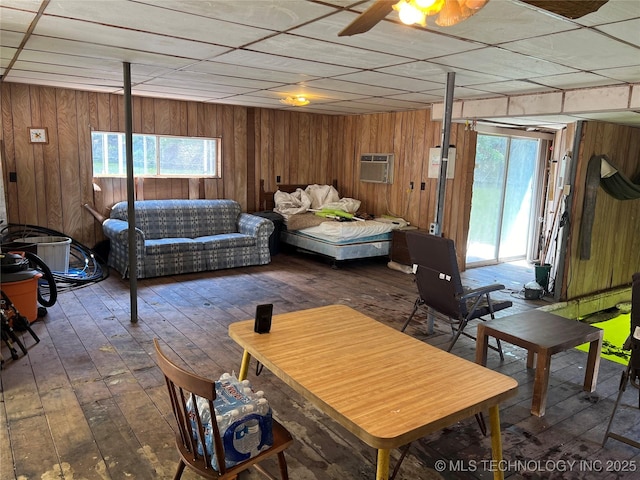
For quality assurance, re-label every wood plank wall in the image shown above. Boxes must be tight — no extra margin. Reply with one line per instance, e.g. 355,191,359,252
327,110,475,264
1,83,475,256
4,83,638,300
564,121,640,300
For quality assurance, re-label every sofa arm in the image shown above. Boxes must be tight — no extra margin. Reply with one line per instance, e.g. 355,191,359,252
103,218,146,256
237,213,275,240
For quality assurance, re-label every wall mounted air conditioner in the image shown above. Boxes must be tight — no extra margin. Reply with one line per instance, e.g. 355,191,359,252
360,153,394,184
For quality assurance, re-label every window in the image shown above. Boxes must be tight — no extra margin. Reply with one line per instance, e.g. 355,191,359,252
91,132,221,177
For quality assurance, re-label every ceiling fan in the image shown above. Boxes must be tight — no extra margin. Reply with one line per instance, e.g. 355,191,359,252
338,0,609,37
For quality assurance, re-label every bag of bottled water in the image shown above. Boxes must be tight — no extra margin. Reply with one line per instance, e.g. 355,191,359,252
186,373,274,470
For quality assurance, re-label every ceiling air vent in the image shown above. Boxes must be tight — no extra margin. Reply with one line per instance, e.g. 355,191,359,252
359,153,394,184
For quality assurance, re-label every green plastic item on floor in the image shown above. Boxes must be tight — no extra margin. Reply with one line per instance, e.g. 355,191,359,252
576,313,631,365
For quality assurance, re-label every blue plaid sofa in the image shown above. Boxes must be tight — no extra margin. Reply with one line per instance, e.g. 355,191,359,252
102,199,274,278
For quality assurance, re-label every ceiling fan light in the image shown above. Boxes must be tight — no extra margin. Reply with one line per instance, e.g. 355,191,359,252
463,0,488,10
435,0,472,26
394,1,426,26
418,0,445,16
280,96,310,107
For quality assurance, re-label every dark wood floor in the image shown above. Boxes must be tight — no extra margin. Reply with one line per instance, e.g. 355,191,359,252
2,251,639,480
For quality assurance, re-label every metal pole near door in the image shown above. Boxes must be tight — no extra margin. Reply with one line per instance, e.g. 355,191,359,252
431,72,455,237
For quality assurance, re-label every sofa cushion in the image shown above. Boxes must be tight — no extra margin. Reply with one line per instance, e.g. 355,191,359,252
145,238,202,256
197,233,256,250
110,199,241,239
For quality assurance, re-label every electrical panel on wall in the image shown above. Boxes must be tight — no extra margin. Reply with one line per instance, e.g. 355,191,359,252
427,147,456,179
360,153,394,184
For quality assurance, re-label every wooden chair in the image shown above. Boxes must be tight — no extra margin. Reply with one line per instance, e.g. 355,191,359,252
400,231,512,359
154,339,293,480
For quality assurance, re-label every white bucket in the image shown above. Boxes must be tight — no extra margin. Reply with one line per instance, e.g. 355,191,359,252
21,236,71,273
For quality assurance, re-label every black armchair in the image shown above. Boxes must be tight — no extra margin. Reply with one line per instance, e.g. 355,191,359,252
400,231,512,358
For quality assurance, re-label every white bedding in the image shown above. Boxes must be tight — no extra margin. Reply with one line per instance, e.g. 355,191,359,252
274,184,360,219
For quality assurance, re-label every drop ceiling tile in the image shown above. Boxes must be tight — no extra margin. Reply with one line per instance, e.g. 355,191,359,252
138,0,339,31
42,0,274,47
210,95,285,109
355,96,430,109
333,70,442,91
15,50,175,79
159,70,282,90
11,60,153,83
131,86,217,101
1,55,16,74
23,35,206,69
470,80,555,95
533,72,624,89
290,10,483,59
321,1,375,12
304,103,377,114
212,49,357,77
502,28,640,71
248,33,407,69
387,92,445,103
594,65,640,83
431,47,577,79
0,6,36,34
35,16,231,60
0,0,637,124
0,30,24,48
377,62,509,85
185,60,309,84
423,85,499,100
300,77,406,97
6,75,121,93
320,100,408,113
143,76,257,96
596,18,640,47
5,69,124,88
0,0,41,10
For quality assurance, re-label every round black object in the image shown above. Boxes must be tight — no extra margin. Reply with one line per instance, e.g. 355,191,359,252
0,252,29,273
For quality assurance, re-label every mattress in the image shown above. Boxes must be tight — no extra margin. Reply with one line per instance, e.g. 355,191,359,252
281,229,391,261
297,220,396,242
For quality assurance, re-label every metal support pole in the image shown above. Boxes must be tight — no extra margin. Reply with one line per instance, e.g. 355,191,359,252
123,62,138,323
431,72,455,237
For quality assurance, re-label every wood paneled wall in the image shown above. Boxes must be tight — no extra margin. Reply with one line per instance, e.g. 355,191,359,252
10,83,639,302
2,83,476,254
564,121,640,300
328,111,475,262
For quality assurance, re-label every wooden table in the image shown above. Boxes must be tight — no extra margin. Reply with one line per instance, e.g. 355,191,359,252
229,305,518,480
475,309,603,417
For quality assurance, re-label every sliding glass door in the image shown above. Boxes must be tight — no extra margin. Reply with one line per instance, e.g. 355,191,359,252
466,134,540,265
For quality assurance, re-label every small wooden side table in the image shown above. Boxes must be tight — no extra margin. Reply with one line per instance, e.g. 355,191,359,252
475,309,603,417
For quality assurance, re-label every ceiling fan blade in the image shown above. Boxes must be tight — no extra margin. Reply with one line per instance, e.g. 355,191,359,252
338,0,396,37
520,0,609,19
